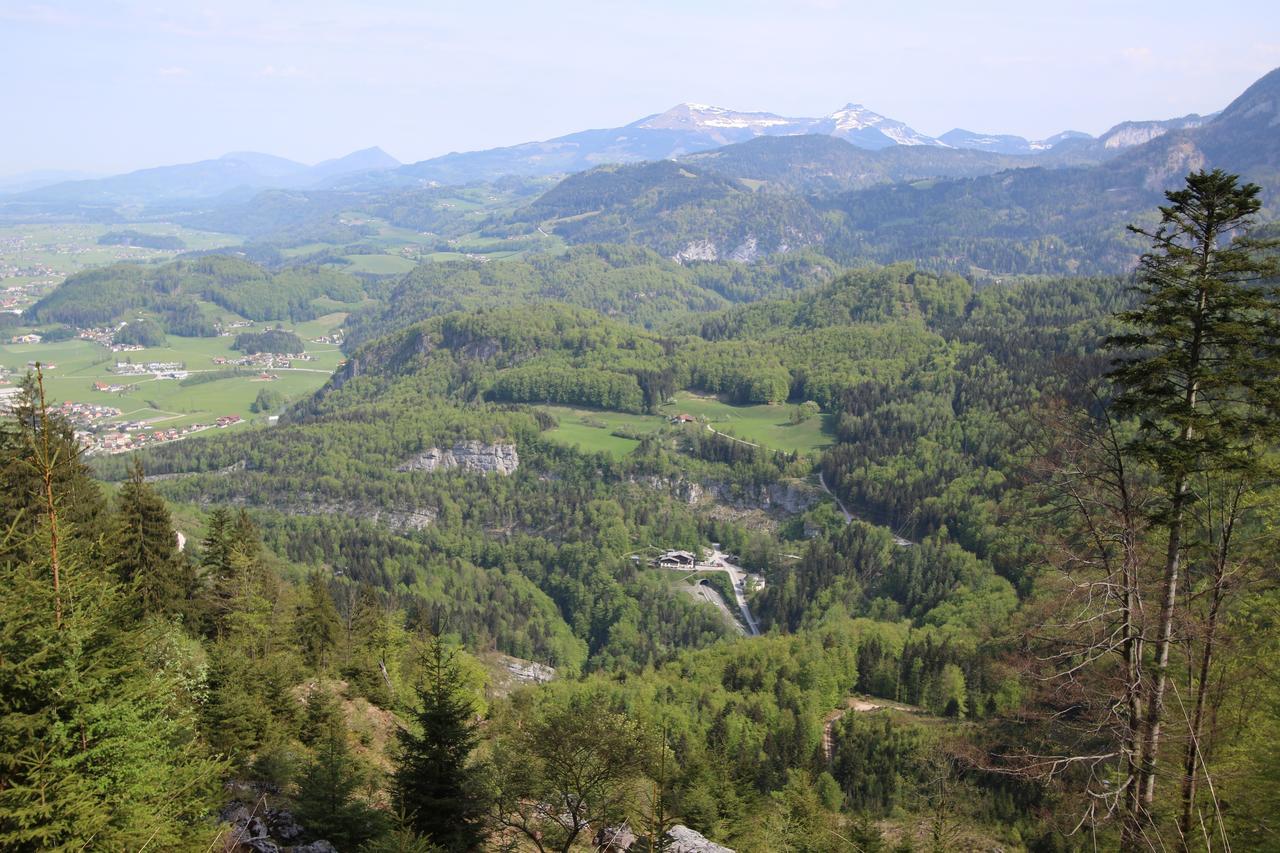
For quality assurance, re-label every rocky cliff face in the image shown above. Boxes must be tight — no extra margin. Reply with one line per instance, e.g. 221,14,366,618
397,441,519,476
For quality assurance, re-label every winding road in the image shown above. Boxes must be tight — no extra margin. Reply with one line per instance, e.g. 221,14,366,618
661,548,763,636
818,471,915,547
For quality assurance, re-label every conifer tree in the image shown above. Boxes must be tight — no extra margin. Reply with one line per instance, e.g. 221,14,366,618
0,371,223,848
0,373,104,568
109,456,189,615
200,506,234,577
299,571,342,670
294,690,385,848
1105,169,1280,828
393,638,484,852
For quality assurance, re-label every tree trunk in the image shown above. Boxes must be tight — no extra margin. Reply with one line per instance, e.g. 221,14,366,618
1178,482,1239,845
1120,539,1146,851
1138,477,1187,814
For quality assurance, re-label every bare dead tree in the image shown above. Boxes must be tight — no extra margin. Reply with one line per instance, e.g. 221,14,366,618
995,387,1161,849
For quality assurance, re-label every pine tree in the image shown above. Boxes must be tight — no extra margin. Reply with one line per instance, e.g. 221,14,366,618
294,692,385,848
0,373,105,568
200,506,234,579
1105,169,1280,832
393,638,484,852
0,372,223,849
108,456,189,616
298,571,342,671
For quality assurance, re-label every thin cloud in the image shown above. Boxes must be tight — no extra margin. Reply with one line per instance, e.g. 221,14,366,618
157,66,191,77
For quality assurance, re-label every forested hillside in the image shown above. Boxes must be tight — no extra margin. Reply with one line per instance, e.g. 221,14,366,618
28,254,367,333
341,244,839,347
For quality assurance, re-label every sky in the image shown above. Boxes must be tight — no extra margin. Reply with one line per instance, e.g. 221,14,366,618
2,0,1277,175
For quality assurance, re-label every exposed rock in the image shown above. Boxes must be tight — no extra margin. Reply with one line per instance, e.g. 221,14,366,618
290,843,337,853
629,474,704,506
673,240,719,263
220,494,440,534
596,823,638,851
1143,137,1207,191
728,235,759,263
269,809,303,843
398,441,519,476
146,459,246,483
766,479,819,513
708,478,819,514
504,657,556,685
220,803,279,853
666,824,735,852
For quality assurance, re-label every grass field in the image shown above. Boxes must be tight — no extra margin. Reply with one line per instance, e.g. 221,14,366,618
0,313,346,428
0,222,238,283
342,254,418,275
538,394,836,459
660,392,834,455
538,405,668,458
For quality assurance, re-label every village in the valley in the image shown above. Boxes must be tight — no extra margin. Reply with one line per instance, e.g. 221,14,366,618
1,316,337,455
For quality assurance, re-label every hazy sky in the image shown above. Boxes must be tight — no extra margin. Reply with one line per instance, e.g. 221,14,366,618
2,0,1277,175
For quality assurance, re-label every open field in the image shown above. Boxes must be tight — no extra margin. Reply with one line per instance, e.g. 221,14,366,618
341,254,418,275
537,394,837,458
0,222,239,281
537,405,669,458
660,392,834,455
1,315,345,429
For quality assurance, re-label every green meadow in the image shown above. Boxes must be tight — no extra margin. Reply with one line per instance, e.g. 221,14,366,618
1,313,346,428
0,222,239,283
537,405,668,458
660,392,834,455
537,393,836,459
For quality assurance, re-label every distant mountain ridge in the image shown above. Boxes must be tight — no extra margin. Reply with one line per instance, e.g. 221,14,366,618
0,81,1254,208
502,67,1280,276
3,147,401,207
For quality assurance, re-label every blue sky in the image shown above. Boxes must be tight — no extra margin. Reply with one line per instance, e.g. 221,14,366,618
2,0,1277,174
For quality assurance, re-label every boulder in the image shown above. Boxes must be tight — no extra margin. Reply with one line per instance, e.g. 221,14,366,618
666,824,735,853
596,823,637,850
290,842,337,853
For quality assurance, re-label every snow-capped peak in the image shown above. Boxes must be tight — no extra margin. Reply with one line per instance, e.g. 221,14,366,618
636,103,802,133
821,104,947,148
631,101,949,149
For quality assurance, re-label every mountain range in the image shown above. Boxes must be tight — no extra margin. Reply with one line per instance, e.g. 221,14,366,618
2,96,1230,208
498,67,1280,275
1,147,400,207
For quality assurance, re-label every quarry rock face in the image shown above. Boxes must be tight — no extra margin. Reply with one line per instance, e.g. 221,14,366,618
397,441,519,475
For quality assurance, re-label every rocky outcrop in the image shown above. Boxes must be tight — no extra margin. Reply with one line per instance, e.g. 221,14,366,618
728,235,759,263
220,802,307,852
630,474,704,506
630,475,817,514
503,657,555,685
213,494,439,533
666,825,736,852
593,824,733,853
673,239,719,263
397,441,519,476
708,478,819,514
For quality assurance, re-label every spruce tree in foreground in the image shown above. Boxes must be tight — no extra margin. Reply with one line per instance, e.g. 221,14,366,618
393,638,484,851
294,689,385,848
0,370,223,849
1105,169,1280,840
108,455,189,616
